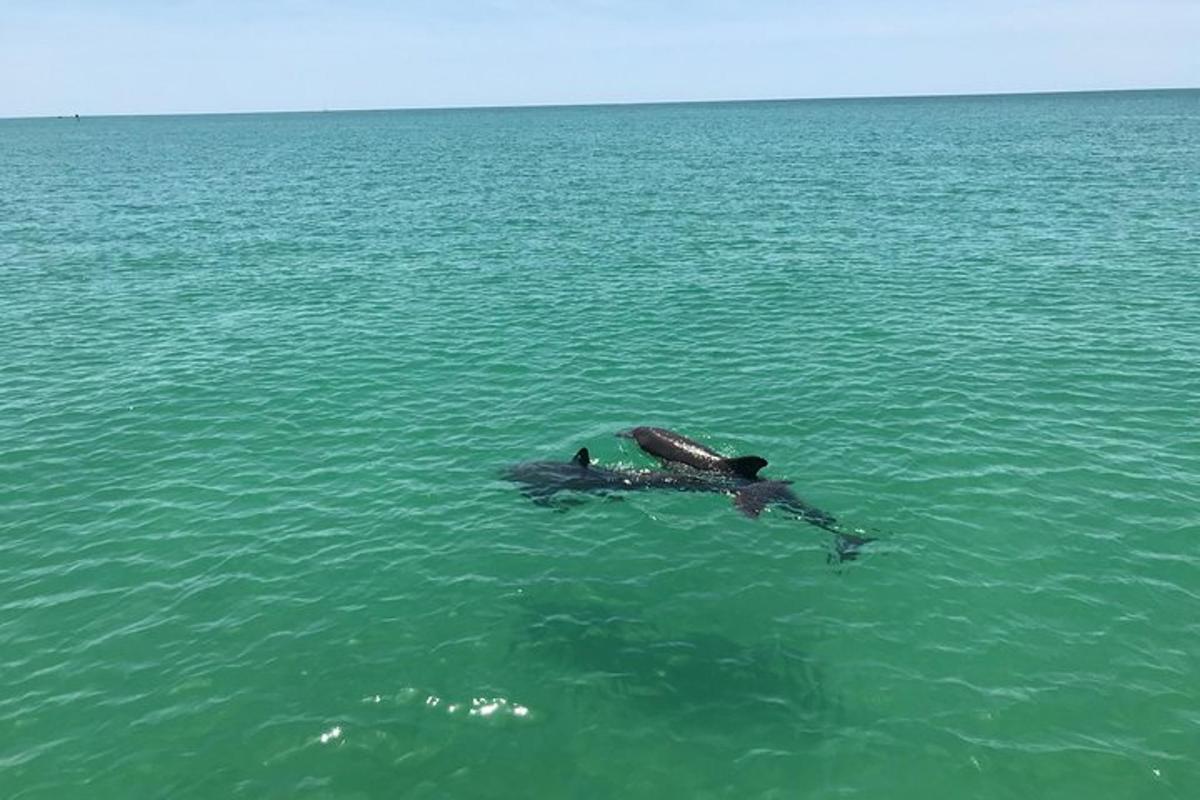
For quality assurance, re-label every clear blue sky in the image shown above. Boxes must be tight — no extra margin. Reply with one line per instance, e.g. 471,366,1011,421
2,0,1197,117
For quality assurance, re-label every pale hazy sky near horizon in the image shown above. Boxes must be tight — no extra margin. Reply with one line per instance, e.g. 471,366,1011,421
2,0,1197,117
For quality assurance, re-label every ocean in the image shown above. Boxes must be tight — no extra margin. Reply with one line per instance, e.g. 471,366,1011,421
1,89,1197,798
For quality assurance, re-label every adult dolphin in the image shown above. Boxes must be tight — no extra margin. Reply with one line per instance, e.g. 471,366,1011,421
505,447,809,518
618,426,876,560
504,447,872,562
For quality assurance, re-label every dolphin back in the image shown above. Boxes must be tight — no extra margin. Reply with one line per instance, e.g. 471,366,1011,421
621,426,769,478
732,481,791,517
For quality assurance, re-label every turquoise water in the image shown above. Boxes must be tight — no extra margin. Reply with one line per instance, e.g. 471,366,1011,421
2,90,1198,798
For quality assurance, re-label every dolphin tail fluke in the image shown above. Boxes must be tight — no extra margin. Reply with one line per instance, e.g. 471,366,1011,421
830,532,877,563
721,455,768,479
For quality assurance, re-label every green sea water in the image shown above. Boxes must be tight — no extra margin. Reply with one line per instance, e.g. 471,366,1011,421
2,90,1198,799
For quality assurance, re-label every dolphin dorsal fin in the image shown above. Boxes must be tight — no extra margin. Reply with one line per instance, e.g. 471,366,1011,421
572,447,591,468
721,455,768,480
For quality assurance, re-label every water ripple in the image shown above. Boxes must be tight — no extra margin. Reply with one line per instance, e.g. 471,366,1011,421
2,93,1198,799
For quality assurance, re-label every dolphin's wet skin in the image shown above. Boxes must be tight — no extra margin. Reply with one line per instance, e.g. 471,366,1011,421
503,428,877,562
618,425,769,480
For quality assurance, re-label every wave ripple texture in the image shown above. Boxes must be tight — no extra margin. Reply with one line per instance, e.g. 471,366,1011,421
2,91,1198,799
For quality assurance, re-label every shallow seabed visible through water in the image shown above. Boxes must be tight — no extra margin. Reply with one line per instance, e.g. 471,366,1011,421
1,90,1198,799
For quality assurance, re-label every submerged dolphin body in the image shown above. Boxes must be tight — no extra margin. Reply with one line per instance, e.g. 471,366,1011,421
504,448,871,562
503,447,801,519
618,426,768,479
619,426,876,561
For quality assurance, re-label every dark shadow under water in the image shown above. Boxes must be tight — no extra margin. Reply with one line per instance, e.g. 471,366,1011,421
510,595,835,737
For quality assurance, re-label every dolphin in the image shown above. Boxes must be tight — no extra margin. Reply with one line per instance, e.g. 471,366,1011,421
505,447,869,562
503,447,874,564
503,447,804,518
618,426,767,479
618,427,876,560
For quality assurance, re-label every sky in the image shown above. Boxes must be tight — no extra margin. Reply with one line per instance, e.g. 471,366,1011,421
1,0,1197,117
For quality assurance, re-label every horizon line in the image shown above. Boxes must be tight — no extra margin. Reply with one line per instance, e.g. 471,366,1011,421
3,85,1196,122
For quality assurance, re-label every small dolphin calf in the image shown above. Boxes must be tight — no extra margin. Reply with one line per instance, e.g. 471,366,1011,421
618,426,767,479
